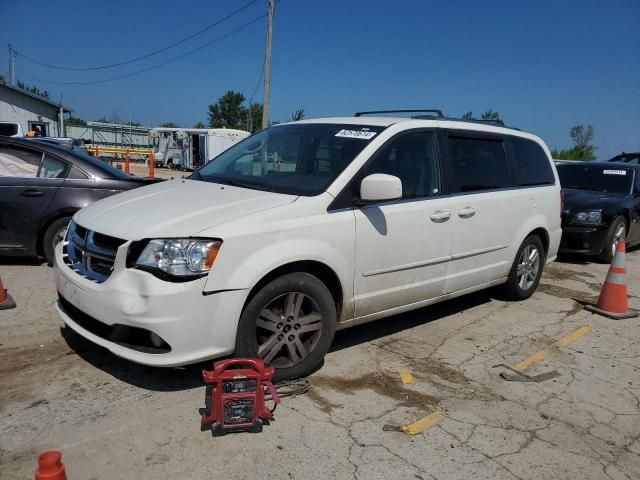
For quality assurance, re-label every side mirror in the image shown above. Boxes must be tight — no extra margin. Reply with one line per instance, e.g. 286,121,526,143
359,174,402,203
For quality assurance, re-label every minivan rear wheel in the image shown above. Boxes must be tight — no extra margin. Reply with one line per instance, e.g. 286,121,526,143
235,272,337,381
501,235,545,300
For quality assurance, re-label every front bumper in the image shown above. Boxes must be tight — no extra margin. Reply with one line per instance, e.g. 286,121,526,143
559,225,608,255
54,241,248,367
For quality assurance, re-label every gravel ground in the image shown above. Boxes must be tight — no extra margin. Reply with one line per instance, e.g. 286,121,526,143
1,250,639,479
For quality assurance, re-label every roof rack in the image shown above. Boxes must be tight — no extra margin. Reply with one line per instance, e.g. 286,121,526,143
354,109,445,118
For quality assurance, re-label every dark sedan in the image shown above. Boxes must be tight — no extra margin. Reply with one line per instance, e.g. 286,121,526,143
557,162,640,262
0,136,160,263
608,152,640,164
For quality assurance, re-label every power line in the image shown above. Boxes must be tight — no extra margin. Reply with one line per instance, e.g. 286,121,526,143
18,13,267,86
15,0,259,71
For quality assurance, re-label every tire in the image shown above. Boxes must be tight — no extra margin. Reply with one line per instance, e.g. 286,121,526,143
598,216,626,264
43,216,71,265
501,235,546,301
235,272,337,381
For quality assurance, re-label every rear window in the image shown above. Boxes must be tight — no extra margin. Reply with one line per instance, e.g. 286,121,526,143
557,165,633,195
447,135,510,193
512,137,555,186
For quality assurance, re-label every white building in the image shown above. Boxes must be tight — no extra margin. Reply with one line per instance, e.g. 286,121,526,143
0,82,71,137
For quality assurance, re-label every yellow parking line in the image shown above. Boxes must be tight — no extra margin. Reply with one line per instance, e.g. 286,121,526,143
553,325,593,348
398,367,415,385
401,412,444,436
509,326,593,372
512,350,546,371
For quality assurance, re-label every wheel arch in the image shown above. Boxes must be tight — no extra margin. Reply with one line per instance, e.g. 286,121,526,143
37,209,77,255
527,227,550,256
242,260,344,321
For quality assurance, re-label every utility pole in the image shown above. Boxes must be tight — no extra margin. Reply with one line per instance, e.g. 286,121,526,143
261,0,275,129
8,44,15,85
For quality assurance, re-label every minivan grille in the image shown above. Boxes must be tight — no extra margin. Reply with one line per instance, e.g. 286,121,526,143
62,221,126,283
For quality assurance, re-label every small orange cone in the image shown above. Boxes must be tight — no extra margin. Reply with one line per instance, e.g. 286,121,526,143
35,451,67,480
0,272,16,310
586,241,639,319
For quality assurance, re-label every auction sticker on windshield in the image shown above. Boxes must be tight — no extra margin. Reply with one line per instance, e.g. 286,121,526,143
335,129,377,140
603,169,627,175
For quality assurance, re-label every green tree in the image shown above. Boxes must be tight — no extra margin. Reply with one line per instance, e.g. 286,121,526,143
207,91,247,130
247,103,263,132
16,80,49,99
193,121,206,128
461,110,502,122
289,108,305,122
551,125,597,161
66,116,87,126
160,122,179,128
481,109,501,121
206,91,266,133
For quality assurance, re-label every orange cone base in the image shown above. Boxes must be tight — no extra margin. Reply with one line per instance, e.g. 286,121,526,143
585,303,639,320
0,290,16,310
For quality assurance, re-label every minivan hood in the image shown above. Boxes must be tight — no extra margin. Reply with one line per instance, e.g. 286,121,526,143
74,179,297,240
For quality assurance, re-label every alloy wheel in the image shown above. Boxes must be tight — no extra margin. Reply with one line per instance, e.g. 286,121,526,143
516,244,540,291
611,223,625,259
255,292,323,367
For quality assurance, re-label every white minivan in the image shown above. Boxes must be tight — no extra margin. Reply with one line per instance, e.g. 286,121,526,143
54,110,561,380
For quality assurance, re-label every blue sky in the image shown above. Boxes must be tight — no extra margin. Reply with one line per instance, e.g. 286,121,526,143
1,0,638,159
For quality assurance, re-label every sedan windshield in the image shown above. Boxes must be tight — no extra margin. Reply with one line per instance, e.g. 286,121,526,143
557,164,633,195
190,123,385,195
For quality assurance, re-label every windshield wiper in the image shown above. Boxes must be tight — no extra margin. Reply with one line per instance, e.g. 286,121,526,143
214,177,270,192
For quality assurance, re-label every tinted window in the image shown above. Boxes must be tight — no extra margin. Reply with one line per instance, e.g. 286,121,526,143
512,137,554,186
67,166,90,179
193,124,385,196
39,154,70,178
557,165,633,195
447,135,509,193
0,146,42,177
359,131,440,199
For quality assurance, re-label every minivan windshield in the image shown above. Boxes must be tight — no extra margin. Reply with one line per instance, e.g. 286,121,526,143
190,123,385,195
557,164,634,195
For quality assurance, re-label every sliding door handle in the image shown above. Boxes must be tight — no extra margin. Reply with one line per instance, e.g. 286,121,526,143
430,210,450,223
458,206,476,218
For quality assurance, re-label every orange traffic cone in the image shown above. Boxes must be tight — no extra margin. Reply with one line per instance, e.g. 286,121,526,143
0,272,16,310
585,241,639,319
35,451,67,480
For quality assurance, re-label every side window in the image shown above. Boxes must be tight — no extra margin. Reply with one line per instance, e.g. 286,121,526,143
360,131,440,199
66,166,90,179
38,154,70,179
447,135,509,193
511,137,555,186
0,146,42,177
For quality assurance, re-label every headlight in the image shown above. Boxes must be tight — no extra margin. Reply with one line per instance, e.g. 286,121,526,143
572,210,602,224
134,239,221,279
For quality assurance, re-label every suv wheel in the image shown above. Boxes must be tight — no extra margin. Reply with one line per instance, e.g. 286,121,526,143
235,272,336,381
501,235,545,300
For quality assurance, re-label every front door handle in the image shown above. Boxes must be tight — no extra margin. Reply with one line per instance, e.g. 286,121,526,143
458,206,476,218
430,210,451,223
21,189,44,198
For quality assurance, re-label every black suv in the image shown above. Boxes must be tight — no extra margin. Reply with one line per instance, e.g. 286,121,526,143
0,136,160,262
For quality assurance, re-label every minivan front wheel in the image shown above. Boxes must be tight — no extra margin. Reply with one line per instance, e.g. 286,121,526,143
235,272,337,381
501,235,545,300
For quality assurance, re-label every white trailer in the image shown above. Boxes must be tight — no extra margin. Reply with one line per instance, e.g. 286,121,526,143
149,127,250,170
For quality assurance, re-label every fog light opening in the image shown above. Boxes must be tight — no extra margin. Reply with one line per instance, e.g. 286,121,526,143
150,332,164,348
